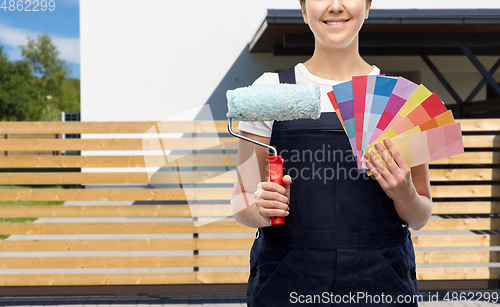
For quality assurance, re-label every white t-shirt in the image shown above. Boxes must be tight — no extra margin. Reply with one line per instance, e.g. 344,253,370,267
238,63,380,138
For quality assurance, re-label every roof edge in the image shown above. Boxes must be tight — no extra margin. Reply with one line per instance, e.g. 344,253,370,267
266,9,500,25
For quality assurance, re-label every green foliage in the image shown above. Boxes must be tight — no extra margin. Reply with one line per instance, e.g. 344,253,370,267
0,46,43,121
0,33,80,122
53,77,81,113
19,33,71,82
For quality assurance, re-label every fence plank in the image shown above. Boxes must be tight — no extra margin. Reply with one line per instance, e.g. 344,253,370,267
416,267,500,281
2,203,498,218
412,234,499,247
0,205,232,218
0,235,496,251
0,239,197,252
0,155,238,168
0,188,234,201
196,238,254,250
0,119,490,135
432,202,500,214
1,186,495,201
0,272,197,286
2,169,496,185
0,138,238,151
0,219,495,235
0,221,254,235
429,169,495,181
458,118,500,132
423,218,498,231
0,256,197,269
0,152,495,169
0,121,239,134
195,272,249,284
195,255,250,268
0,172,236,185
431,152,499,165
415,251,495,264
0,238,254,252
430,185,500,198
2,251,484,269
0,135,495,151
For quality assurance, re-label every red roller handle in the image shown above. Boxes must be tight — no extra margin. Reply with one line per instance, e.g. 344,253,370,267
268,156,285,226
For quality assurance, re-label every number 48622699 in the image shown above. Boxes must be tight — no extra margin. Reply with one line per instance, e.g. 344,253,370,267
1,0,56,11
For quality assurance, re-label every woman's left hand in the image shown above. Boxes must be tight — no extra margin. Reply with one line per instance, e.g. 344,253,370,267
365,138,417,204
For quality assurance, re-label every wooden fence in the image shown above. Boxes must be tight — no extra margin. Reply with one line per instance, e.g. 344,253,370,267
0,120,499,292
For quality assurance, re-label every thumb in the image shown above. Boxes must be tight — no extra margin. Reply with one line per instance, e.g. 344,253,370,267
283,174,292,187
283,175,292,204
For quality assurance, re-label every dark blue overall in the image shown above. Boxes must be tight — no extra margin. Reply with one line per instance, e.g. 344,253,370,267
246,68,419,306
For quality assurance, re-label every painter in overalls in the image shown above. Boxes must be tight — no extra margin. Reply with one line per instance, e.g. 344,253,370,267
234,0,433,305
244,68,421,307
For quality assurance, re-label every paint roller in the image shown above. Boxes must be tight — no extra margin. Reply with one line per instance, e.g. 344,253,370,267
226,83,321,226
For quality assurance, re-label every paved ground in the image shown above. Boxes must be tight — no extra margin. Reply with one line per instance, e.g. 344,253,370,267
1,291,500,306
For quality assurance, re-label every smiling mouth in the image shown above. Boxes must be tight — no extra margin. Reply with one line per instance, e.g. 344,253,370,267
324,20,349,25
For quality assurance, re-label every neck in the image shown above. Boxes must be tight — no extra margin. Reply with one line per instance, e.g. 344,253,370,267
303,36,373,81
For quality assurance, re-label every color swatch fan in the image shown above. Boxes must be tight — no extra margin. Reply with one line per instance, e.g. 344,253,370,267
328,75,464,173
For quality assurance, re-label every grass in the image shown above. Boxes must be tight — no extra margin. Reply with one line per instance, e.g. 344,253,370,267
0,185,65,206
0,218,38,223
0,218,38,240
0,185,66,239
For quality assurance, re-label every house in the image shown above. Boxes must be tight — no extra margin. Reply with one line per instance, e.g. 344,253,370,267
81,0,500,122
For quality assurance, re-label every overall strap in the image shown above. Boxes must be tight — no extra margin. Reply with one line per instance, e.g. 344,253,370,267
278,67,296,85
379,69,394,77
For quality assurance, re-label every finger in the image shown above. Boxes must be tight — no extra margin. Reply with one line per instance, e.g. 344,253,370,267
367,149,390,183
259,207,290,218
365,157,389,189
260,190,289,204
374,141,399,174
367,149,387,173
365,157,379,178
283,175,292,204
282,175,292,186
383,138,408,169
261,181,287,195
259,199,289,212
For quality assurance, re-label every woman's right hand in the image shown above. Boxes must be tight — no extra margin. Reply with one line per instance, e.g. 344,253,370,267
253,175,292,223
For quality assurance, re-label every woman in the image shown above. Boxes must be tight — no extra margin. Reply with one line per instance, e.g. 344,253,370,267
231,0,433,305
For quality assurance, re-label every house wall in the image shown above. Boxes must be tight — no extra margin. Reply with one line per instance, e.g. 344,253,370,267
81,0,500,122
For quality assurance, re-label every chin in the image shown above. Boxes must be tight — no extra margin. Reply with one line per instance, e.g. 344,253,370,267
319,36,359,50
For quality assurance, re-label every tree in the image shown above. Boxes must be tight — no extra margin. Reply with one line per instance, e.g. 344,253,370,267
17,34,80,121
0,46,43,121
19,33,71,82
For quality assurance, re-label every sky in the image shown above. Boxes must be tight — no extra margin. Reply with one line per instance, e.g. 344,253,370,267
0,0,80,79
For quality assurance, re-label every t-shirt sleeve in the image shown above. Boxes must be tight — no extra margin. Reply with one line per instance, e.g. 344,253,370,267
237,72,279,138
